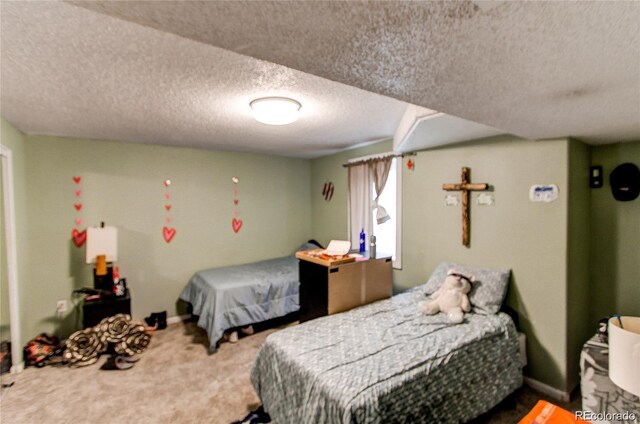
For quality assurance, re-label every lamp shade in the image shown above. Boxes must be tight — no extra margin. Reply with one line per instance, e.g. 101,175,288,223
86,226,118,264
250,97,301,125
608,316,640,397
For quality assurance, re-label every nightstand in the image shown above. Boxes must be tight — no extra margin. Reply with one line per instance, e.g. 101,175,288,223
82,291,131,328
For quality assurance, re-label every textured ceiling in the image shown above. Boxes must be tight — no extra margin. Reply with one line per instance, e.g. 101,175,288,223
71,0,640,145
2,1,639,160
0,1,406,158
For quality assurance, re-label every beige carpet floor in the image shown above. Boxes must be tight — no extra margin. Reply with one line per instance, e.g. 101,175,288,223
0,320,580,424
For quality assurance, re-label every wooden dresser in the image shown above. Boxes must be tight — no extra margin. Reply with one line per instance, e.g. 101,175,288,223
296,251,392,323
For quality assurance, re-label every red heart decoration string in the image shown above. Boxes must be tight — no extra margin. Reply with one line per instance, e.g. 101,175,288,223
71,229,87,247
162,226,176,243
162,179,175,243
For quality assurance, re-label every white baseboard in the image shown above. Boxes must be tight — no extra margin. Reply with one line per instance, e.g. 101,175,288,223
524,376,571,402
166,314,190,325
10,361,24,373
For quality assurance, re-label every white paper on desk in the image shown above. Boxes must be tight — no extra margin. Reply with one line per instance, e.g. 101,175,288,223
324,240,351,256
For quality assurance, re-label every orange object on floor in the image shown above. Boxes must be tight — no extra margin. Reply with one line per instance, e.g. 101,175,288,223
519,400,589,424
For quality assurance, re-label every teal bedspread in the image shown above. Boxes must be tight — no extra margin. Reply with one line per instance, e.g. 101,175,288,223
251,287,522,423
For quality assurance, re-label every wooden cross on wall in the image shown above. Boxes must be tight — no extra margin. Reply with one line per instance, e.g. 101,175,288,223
443,167,489,247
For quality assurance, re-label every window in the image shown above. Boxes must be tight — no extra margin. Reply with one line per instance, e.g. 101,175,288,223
371,157,402,269
347,153,402,269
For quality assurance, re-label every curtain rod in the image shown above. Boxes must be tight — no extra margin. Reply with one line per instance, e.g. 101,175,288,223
342,152,416,168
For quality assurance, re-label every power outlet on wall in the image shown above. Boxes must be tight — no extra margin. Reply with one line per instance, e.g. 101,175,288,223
56,300,68,317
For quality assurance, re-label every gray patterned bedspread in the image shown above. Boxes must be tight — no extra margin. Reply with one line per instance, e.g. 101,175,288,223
180,255,299,353
251,287,522,423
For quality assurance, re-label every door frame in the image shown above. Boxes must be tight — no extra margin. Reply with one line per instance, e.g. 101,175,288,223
1,144,23,373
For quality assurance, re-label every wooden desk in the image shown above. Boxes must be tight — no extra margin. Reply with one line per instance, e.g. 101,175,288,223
297,251,392,323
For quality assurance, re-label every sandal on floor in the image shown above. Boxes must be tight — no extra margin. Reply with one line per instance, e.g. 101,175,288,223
240,325,254,335
118,355,140,363
100,355,135,371
223,331,238,343
230,411,258,424
230,406,271,424
144,311,167,330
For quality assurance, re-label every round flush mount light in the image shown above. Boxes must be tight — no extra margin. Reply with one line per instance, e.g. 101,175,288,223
250,97,301,125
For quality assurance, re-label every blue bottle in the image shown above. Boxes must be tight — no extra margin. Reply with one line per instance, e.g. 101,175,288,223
359,228,366,252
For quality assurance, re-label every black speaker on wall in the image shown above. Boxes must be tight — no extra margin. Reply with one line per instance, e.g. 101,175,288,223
610,162,640,201
590,166,603,189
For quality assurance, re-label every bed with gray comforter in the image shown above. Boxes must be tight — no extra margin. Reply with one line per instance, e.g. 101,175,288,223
250,286,523,423
179,255,300,353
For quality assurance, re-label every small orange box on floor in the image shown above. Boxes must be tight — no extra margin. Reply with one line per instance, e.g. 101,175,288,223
519,400,589,424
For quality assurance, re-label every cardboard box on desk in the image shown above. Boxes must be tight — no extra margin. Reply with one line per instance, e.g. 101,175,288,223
295,240,356,267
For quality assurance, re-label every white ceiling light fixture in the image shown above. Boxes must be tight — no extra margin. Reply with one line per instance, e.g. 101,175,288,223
250,97,301,125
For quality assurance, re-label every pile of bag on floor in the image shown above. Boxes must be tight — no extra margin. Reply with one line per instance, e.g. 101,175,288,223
1,340,12,374
20,313,153,370
24,333,64,367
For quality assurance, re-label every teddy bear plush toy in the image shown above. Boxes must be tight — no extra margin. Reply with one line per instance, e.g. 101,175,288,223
418,270,475,324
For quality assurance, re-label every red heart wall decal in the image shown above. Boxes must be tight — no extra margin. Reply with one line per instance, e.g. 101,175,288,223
163,179,171,187
234,199,239,205
165,204,172,211
72,229,87,247
232,218,243,233
75,190,82,197
75,218,83,226
163,226,176,243
74,203,83,211
165,193,171,200
73,176,81,184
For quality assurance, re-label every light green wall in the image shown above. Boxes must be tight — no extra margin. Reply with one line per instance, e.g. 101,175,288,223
311,136,572,390
0,118,29,350
6,121,637,393
589,141,640,323
22,134,311,338
566,138,591,392
310,140,393,246
399,137,570,389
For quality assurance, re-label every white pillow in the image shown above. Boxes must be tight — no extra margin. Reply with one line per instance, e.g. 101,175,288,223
423,261,511,315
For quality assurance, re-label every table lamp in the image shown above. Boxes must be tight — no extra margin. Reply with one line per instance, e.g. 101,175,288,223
86,224,118,292
608,316,640,397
